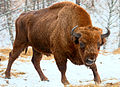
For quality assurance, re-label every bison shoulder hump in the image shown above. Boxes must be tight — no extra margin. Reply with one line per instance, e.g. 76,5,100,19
49,1,76,9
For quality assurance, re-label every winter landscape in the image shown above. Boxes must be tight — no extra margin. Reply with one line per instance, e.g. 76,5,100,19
0,0,120,87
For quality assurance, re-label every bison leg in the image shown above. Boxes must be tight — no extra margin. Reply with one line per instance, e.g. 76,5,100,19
54,53,69,85
5,43,26,79
90,64,101,84
31,49,48,81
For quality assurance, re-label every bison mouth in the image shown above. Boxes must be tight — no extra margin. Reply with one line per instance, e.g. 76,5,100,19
85,58,96,65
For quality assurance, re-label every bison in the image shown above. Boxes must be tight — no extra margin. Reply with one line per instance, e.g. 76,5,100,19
5,1,110,85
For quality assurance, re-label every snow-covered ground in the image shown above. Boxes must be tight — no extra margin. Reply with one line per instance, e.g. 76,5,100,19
0,51,120,87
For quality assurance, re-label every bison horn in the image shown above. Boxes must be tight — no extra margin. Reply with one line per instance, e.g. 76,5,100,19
101,28,110,39
71,25,81,38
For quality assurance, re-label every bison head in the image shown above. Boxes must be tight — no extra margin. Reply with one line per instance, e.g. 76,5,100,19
71,25,110,66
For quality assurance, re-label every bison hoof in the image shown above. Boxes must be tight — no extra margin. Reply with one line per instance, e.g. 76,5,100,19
5,73,11,79
62,80,70,85
41,77,49,81
95,80,101,85
5,76,11,79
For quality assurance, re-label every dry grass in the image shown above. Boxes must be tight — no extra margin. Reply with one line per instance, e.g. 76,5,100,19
112,48,120,54
0,48,32,58
67,78,120,87
17,58,30,62
67,82,120,87
0,56,8,61
99,50,112,55
10,72,26,78
0,68,25,78
0,49,11,56
0,63,3,67
0,84,8,87
0,48,54,60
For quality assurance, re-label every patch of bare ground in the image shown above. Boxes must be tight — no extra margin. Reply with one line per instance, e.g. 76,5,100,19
0,84,8,87
0,63,3,67
99,50,112,55
67,78,120,87
10,72,26,78
0,48,32,58
0,67,25,78
0,71,25,78
0,56,8,61
113,48,120,54
0,49,11,56
0,48,54,60
68,82,120,87
99,48,120,55
17,58,30,62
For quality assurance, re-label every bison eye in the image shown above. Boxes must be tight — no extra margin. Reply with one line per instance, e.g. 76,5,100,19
80,42,85,49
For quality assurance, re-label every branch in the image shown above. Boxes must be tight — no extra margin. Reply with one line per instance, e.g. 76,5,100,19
95,12,107,22
0,27,7,32
94,15,105,27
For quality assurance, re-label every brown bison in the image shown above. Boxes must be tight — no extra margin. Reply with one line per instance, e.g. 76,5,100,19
5,1,110,85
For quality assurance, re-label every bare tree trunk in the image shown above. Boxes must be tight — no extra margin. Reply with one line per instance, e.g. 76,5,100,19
91,0,94,7
42,0,45,8
76,0,80,5
0,0,3,13
33,0,36,10
118,0,120,47
4,0,6,13
25,0,28,12
37,0,39,9
6,0,14,45
103,0,118,49
46,0,51,7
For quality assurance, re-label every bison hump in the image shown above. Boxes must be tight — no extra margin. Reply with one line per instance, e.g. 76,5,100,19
49,1,76,9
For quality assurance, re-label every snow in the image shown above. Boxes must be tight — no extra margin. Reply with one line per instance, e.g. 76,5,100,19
0,29,12,48
0,53,120,87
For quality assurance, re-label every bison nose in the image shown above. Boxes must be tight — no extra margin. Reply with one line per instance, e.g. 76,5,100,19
85,57,96,66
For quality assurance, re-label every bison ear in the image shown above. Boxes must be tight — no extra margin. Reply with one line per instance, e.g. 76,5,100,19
71,33,81,44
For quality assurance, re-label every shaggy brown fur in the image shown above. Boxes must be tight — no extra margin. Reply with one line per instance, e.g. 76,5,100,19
5,1,109,85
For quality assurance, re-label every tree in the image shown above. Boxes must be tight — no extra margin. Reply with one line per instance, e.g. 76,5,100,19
91,0,94,7
103,0,118,49
118,0,120,47
42,0,45,8
37,0,40,9
76,0,80,5
33,0,36,10
6,0,14,45
46,0,51,7
25,0,28,12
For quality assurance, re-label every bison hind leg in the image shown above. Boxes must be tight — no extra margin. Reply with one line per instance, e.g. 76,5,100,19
5,42,27,79
31,49,49,81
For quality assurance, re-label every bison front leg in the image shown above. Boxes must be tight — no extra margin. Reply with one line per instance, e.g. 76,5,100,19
90,64,101,84
31,49,48,81
54,53,70,85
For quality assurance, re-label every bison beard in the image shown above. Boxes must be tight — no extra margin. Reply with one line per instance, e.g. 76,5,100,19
5,1,110,85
